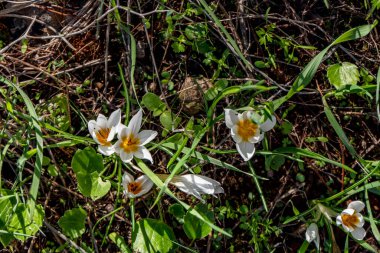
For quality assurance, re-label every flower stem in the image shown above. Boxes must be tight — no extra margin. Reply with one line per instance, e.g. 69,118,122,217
130,198,135,232
248,160,268,212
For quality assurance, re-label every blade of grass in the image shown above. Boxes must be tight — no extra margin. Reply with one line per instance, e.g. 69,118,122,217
197,0,253,71
321,163,379,203
365,182,380,244
273,22,377,110
322,97,359,159
376,67,380,122
1,76,43,217
248,160,268,212
273,147,356,174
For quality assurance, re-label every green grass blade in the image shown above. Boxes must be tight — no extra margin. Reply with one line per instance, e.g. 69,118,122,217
273,22,376,110
376,66,380,121
273,147,356,174
0,75,43,217
322,97,357,158
365,183,380,243
197,0,253,71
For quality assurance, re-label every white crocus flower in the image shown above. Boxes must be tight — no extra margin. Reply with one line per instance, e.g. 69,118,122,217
157,174,224,202
122,172,153,198
88,109,121,156
305,223,320,250
224,109,276,161
114,109,157,163
336,201,366,240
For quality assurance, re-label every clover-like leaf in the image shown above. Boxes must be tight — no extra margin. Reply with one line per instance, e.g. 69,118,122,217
327,62,359,90
71,148,110,200
7,203,44,242
183,203,214,239
132,218,176,253
58,207,87,239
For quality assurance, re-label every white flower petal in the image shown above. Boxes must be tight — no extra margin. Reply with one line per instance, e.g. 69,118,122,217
356,213,365,228
96,114,108,129
128,109,142,135
113,140,122,153
260,115,276,132
336,215,343,226
88,120,99,142
248,131,262,144
98,145,115,156
122,172,134,187
236,141,256,161
351,227,366,240
107,109,121,129
134,175,154,197
134,146,153,163
305,223,320,249
170,174,224,201
341,208,355,216
138,130,158,146
107,127,117,142
117,125,128,140
120,151,133,163
231,131,242,143
224,109,239,129
348,201,365,213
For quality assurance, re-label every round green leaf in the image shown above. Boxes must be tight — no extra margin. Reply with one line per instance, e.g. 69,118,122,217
76,172,111,200
71,147,104,174
168,203,185,223
7,203,44,242
327,62,359,90
142,92,166,116
159,111,181,131
58,207,87,239
132,218,176,253
183,203,214,239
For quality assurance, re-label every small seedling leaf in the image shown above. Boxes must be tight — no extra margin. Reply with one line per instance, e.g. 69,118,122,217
58,207,87,239
183,203,214,239
327,62,359,90
133,218,176,253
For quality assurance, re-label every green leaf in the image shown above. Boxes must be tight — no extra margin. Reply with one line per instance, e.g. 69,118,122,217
76,172,111,200
7,203,44,241
0,193,17,246
159,111,181,131
71,148,110,200
58,207,87,239
142,92,167,116
172,42,186,53
327,62,359,90
168,203,185,223
71,147,104,174
132,218,176,253
268,155,285,171
0,76,44,221
272,22,376,110
21,39,28,54
109,232,132,253
183,203,214,239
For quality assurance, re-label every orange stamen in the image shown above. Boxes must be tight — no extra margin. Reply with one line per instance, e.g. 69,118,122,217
120,133,140,153
342,213,359,229
237,119,258,142
128,181,142,195
96,128,111,146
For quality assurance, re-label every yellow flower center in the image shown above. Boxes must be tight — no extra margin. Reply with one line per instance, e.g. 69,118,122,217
120,134,140,153
237,119,258,142
96,128,111,146
342,213,359,229
128,181,142,195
